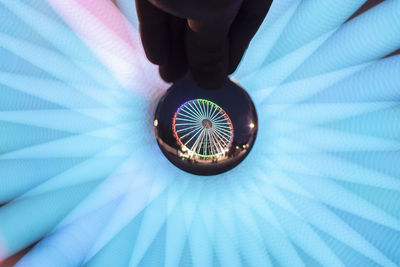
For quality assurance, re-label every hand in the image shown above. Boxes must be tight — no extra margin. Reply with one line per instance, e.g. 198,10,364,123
135,0,272,89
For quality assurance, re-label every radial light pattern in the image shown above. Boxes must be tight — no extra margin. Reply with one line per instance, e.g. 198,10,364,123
0,0,400,267
173,99,234,158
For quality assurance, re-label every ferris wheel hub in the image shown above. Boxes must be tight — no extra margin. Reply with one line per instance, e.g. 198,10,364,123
202,119,212,128
154,75,258,176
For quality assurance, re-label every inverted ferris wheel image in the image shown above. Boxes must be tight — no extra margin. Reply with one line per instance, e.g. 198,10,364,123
0,0,400,267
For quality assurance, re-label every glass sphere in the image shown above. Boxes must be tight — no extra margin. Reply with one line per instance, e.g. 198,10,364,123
154,76,258,176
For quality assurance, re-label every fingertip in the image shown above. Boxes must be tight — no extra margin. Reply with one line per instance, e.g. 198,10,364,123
228,60,241,75
228,0,272,75
159,65,188,83
158,17,188,83
143,47,168,65
184,19,231,90
139,21,171,65
189,63,228,90
136,0,171,65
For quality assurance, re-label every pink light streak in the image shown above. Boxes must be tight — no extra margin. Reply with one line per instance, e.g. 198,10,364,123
45,0,168,97
0,233,8,263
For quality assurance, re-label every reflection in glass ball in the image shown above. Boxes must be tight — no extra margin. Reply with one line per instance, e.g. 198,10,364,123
173,99,234,159
154,76,258,176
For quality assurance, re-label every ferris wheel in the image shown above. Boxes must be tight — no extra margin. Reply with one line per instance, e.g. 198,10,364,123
173,99,234,158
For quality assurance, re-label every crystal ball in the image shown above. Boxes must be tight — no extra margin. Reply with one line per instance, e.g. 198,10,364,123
154,76,258,176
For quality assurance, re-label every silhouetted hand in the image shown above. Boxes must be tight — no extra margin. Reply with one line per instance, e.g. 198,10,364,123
135,0,272,89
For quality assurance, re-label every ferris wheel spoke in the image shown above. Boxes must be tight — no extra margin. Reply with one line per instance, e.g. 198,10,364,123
215,127,234,137
189,101,205,118
197,100,205,117
211,130,224,154
177,111,202,121
176,119,199,126
183,126,204,146
207,130,215,155
180,106,203,120
207,131,214,155
182,103,202,119
210,130,225,153
196,130,206,154
175,122,200,126
176,124,202,133
216,125,233,133
213,122,231,128
214,125,231,131
180,125,203,140
212,129,230,148
205,101,211,118
176,117,199,123
190,128,205,152
214,131,230,146
204,129,209,156
210,105,224,119
213,117,230,123
210,131,219,154
208,104,219,120
213,117,229,123
201,100,208,118
198,100,208,117
217,131,233,144
214,130,232,145
210,109,222,121
213,123,230,127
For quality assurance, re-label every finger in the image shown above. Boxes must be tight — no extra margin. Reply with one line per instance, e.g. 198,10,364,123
135,0,171,65
185,17,235,89
159,17,188,82
228,0,272,74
